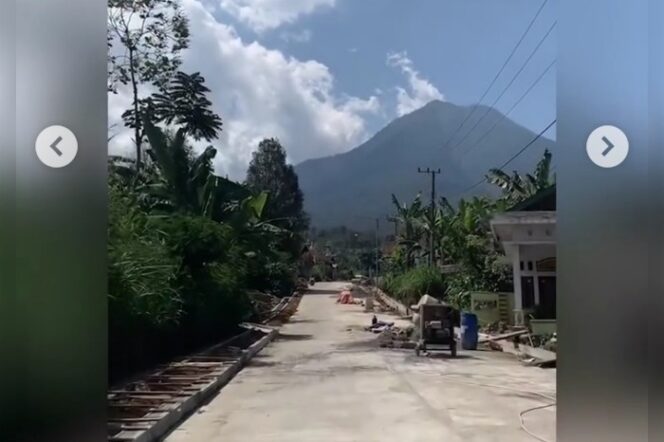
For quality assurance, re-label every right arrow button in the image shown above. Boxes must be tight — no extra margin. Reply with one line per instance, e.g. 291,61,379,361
587,125,629,168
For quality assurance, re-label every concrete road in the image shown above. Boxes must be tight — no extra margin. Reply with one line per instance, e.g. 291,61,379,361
166,282,556,442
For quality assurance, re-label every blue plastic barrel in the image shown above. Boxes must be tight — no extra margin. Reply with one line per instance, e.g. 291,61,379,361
461,312,478,350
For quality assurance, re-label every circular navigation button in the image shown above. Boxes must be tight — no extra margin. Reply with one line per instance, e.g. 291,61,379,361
586,125,628,169
35,125,78,168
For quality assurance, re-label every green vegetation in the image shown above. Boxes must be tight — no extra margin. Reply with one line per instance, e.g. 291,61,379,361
309,226,379,281
107,2,308,381
108,0,190,170
382,266,445,306
380,150,554,310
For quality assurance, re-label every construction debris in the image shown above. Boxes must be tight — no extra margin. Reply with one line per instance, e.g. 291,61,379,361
365,316,395,333
478,329,528,344
377,325,416,349
247,291,303,325
337,290,355,304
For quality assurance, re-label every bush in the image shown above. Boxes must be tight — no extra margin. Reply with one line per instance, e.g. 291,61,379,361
312,263,330,282
381,266,445,306
108,185,183,326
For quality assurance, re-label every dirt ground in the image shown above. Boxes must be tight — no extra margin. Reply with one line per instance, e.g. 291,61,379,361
165,282,556,442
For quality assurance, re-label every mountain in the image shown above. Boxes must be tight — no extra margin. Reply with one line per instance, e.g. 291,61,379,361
295,100,554,231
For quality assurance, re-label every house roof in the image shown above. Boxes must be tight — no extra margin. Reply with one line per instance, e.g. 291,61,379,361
508,184,556,212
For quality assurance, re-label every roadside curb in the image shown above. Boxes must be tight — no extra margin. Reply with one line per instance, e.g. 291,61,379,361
354,284,411,317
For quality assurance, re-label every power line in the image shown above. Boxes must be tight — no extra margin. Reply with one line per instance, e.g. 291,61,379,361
452,119,557,198
462,58,556,158
441,0,550,151
452,21,557,153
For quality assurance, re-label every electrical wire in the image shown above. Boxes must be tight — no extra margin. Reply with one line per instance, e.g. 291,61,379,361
520,403,556,442
451,118,557,198
451,21,557,153
441,0,551,151
461,59,556,158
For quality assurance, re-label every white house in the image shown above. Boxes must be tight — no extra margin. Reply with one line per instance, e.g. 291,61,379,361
490,186,556,326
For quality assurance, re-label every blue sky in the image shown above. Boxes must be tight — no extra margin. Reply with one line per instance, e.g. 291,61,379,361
109,0,556,179
223,0,555,132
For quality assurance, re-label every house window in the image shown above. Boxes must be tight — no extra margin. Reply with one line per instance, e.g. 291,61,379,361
527,261,533,271
519,261,524,271
521,276,535,309
536,257,557,272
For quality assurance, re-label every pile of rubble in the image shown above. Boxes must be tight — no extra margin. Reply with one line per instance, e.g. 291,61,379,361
247,291,281,319
363,315,416,349
248,290,303,324
519,332,557,353
378,326,415,349
480,320,510,334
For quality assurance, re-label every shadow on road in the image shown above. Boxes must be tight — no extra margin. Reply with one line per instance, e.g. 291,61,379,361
285,318,316,324
276,333,314,341
247,358,279,368
406,353,479,361
304,288,339,295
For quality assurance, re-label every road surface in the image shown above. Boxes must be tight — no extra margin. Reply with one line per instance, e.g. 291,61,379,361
166,282,556,442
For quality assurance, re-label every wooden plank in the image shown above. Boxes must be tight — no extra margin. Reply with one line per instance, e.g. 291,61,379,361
109,417,167,423
478,329,528,343
109,390,189,396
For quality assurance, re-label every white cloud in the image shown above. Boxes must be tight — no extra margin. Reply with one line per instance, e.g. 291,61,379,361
387,51,444,116
219,0,335,32
109,0,380,180
280,29,312,43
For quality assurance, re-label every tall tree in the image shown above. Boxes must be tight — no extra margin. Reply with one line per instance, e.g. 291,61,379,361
123,71,223,143
108,0,190,171
150,71,223,141
245,139,309,234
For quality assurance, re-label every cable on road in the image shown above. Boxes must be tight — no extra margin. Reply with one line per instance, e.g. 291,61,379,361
520,403,556,442
437,374,556,442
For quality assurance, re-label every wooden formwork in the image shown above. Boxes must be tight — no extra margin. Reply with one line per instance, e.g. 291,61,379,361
107,287,303,441
108,323,277,442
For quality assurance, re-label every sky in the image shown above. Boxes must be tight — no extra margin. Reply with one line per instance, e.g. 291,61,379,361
108,0,556,180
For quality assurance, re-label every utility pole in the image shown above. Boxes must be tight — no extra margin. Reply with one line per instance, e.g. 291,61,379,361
386,215,399,239
354,215,381,284
417,167,441,267
374,217,380,284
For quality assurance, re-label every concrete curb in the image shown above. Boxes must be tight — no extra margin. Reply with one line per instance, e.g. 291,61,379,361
354,284,411,317
124,324,279,442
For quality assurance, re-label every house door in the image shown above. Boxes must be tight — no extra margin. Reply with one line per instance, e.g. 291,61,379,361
537,276,556,319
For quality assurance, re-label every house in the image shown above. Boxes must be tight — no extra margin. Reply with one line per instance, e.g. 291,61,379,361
490,185,556,327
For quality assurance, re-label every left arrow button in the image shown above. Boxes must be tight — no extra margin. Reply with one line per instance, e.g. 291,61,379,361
36,125,78,168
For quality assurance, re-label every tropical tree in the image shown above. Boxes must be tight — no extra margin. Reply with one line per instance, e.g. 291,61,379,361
108,0,190,170
245,139,309,259
142,119,217,214
123,71,223,143
390,194,425,268
436,196,510,306
486,148,554,205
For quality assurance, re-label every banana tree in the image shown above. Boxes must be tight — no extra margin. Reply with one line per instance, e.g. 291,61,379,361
486,148,554,205
438,196,509,295
390,194,426,268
